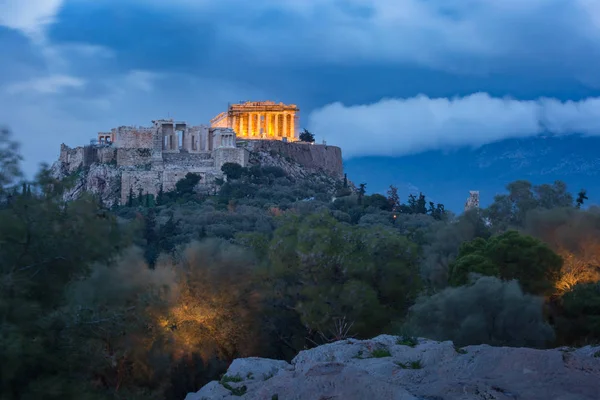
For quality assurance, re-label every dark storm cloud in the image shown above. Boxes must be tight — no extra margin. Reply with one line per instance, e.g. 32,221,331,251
1,0,600,174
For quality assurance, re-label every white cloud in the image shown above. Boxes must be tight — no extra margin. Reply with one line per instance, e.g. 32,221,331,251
5,75,86,95
123,70,163,92
307,93,600,158
0,0,64,41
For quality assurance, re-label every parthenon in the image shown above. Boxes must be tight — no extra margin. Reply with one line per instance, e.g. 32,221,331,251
210,101,299,141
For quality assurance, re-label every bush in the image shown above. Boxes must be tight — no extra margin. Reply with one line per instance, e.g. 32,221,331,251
405,276,555,348
449,230,563,296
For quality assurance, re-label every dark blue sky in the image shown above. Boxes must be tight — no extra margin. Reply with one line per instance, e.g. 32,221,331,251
1,0,600,181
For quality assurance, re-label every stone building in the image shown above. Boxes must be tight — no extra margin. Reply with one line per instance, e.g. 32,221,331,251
97,119,235,154
55,113,344,207
210,101,299,141
464,190,480,211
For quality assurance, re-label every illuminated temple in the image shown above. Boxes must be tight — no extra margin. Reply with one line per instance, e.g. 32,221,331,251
210,101,299,142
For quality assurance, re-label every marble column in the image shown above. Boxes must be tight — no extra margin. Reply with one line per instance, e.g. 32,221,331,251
290,114,295,139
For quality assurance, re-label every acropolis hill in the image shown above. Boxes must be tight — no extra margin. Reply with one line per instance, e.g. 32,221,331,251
51,101,344,206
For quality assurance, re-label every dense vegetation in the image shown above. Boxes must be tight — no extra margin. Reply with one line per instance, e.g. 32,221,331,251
1,128,599,399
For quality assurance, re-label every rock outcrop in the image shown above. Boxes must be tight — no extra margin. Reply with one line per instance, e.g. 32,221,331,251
186,335,600,400
50,139,344,206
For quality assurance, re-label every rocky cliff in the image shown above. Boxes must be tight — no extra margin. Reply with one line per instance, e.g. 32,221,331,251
50,140,344,205
186,335,600,400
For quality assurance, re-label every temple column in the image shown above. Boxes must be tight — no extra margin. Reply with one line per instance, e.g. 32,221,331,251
284,114,289,138
238,115,243,137
275,114,279,138
248,114,253,137
290,114,295,139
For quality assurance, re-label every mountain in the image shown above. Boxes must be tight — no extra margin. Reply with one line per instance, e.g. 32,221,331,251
344,134,600,213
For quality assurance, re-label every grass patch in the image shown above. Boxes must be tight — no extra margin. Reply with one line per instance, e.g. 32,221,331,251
221,382,247,396
221,374,243,383
454,345,467,354
395,360,423,369
271,395,279,400
220,374,246,396
371,347,392,358
396,336,418,347
593,350,600,358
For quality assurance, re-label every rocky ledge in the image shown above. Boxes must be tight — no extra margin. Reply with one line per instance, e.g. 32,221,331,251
186,335,600,400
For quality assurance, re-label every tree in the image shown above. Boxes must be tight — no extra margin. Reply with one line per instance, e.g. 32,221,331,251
343,174,348,188
486,180,576,230
157,184,164,205
449,230,563,296
299,129,315,143
138,187,144,206
0,128,22,194
554,281,600,345
386,185,400,212
357,183,367,205
174,173,202,199
576,189,588,209
405,276,555,348
221,162,245,180
128,186,134,207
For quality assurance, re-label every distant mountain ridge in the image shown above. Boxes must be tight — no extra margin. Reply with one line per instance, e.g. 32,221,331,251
344,134,600,213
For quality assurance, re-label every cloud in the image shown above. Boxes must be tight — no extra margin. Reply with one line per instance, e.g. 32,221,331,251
0,0,64,41
5,74,86,95
307,93,600,158
123,70,163,92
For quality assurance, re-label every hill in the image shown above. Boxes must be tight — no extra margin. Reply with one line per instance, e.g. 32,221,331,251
345,134,600,212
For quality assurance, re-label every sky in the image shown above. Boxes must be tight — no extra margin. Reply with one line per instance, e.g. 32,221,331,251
1,0,600,177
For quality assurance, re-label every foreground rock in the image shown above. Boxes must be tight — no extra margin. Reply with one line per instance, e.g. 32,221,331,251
186,335,600,400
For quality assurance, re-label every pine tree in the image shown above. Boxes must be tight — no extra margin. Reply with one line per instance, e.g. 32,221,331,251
576,189,588,209
343,174,348,188
128,186,134,207
358,183,367,205
386,185,400,212
157,185,164,206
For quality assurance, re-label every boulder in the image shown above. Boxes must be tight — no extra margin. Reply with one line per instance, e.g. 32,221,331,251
186,335,600,400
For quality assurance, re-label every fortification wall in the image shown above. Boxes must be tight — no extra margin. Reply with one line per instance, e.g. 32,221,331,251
120,168,221,204
97,147,117,164
245,140,343,178
214,147,249,171
116,148,157,167
163,152,214,168
115,127,155,149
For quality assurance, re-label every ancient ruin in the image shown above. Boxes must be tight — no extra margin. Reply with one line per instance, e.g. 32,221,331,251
210,101,299,141
96,119,236,153
53,111,344,207
464,190,480,211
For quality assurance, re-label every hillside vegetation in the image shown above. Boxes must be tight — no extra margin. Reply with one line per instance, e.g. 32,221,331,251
1,128,599,399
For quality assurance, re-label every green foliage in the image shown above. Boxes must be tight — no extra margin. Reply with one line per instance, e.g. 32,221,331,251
486,180,577,230
299,129,315,143
0,128,22,194
371,347,391,358
175,172,201,198
554,282,600,345
1,132,598,400
221,162,244,180
262,211,421,349
405,276,555,348
449,230,562,296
